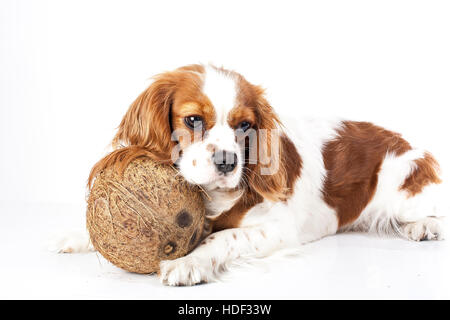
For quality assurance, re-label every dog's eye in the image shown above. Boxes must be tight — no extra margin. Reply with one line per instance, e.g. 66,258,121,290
184,115,204,130
236,121,251,132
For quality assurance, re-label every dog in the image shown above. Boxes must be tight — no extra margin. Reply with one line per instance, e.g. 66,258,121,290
58,64,445,286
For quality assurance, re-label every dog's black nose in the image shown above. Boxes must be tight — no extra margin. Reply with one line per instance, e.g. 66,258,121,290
213,151,238,174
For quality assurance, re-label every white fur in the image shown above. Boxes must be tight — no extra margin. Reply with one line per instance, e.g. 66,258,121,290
201,65,237,125
203,187,243,219
48,230,94,253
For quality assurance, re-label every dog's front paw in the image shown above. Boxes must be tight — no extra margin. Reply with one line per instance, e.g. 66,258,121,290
159,256,214,286
402,217,445,241
48,230,95,253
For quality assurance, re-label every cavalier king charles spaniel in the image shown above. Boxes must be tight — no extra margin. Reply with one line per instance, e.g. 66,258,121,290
57,64,445,286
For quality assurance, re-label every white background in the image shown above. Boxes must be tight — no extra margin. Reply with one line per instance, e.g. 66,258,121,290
1,0,450,299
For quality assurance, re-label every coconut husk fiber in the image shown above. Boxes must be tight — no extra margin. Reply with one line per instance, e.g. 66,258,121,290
86,156,205,274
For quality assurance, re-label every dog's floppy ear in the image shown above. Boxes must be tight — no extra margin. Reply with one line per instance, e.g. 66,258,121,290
112,72,179,160
88,66,206,188
247,86,302,202
88,72,179,188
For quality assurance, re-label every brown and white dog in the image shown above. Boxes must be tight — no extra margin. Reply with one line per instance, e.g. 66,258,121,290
58,64,445,286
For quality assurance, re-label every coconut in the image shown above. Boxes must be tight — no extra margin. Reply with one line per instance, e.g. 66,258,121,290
86,156,205,274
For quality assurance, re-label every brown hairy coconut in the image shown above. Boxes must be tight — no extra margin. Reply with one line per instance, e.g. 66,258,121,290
86,154,205,274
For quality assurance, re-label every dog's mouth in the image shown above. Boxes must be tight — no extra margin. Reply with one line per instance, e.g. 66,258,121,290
206,174,240,189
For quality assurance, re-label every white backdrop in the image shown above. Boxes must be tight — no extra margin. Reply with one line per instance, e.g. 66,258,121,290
1,0,449,207
2,0,450,300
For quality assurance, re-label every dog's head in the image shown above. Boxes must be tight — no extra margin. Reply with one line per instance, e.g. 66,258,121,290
107,64,291,202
